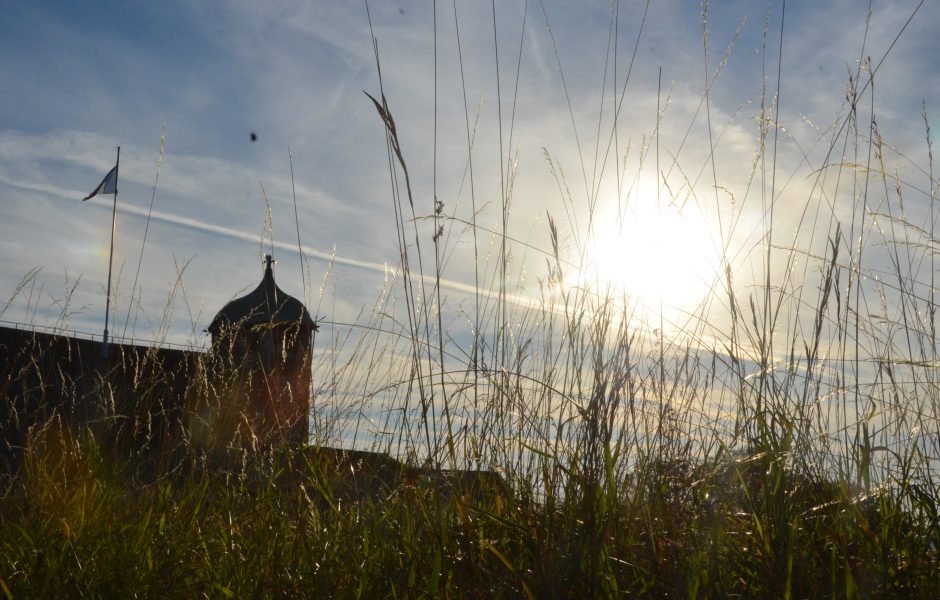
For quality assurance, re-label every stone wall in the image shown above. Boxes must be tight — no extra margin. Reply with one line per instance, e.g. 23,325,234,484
0,326,200,474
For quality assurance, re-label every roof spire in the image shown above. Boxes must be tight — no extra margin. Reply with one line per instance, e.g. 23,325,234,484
206,254,312,335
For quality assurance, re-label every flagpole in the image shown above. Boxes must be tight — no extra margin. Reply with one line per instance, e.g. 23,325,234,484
101,146,120,359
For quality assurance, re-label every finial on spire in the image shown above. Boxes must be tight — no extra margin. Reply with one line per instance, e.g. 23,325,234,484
264,254,276,271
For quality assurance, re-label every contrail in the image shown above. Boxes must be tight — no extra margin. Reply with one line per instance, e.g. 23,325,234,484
3,174,714,349
1,174,543,310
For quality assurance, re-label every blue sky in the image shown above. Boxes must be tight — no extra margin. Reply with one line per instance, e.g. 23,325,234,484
2,0,938,359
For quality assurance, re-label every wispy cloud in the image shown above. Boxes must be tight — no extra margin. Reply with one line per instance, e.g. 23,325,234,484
1,0,938,353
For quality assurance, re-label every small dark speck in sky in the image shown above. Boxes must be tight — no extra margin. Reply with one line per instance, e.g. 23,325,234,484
250,132,258,142
399,8,405,15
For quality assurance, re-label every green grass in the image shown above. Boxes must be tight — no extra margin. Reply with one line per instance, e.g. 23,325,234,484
2,412,937,597
4,3,940,597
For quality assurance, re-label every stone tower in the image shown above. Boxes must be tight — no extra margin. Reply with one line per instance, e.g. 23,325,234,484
207,255,315,447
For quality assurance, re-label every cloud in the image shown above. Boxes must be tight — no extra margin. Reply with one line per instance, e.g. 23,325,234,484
1,0,939,361
0,163,553,318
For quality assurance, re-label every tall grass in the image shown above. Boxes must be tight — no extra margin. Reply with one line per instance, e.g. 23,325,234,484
3,2,940,597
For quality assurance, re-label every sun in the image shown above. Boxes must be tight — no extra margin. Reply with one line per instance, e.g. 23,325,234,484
577,193,723,329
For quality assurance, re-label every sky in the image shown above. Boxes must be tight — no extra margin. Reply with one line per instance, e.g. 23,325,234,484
2,0,938,368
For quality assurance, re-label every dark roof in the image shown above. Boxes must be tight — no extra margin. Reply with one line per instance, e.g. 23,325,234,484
207,259,313,335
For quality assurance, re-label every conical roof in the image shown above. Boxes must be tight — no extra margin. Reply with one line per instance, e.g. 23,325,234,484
207,256,313,335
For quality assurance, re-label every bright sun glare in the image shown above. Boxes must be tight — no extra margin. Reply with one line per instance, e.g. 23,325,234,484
575,193,722,329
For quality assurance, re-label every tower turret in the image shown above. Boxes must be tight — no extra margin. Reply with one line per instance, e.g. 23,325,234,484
207,255,314,447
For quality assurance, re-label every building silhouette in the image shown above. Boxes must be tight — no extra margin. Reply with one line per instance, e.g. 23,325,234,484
207,255,315,448
1,255,505,503
0,254,316,471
